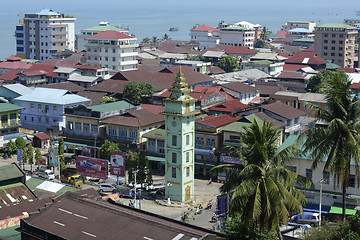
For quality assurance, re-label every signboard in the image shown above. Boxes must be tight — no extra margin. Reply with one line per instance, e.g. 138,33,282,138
102,193,120,202
48,149,57,167
17,149,22,162
110,151,125,177
0,214,29,230
76,156,107,180
216,192,233,216
220,154,242,164
83,147,91,154
39,158,47,165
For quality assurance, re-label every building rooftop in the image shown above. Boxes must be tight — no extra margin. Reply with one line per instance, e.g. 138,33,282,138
222,26,250,30
196,114,240,128
288,28,312,33
317,23,355,29
101,109,164,127
261,102,306,120
208,99,250,113
273,91,326,103
220,81,257,93
0,163,24,182
88,30,135,40
142,128,166,140
285,51,328,65
88,100,134,113
225,46,257,55
191,25,219,32
14,88,90,105
35,9,61,16
83,25,126,32
2,83,33,96
40,82,85,93
0,102,24,113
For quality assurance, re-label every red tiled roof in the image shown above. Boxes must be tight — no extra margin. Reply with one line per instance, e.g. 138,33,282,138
191,25,220,32
351,83,360,89
141,104,165,115
283,64,310,71
304,45,315,52
209,66,225,75
20,64,56,78
208,99,250,113
0,61,31,70
221,81,257,94
253,112,286,129
158,90,171,98
272,38,293,43
39,82,85,92
285,51,328,65
277,71,307,80
56,61,79,68
261,102,306,120
89,30,134,39
273,49,290,58
338,67,356,73
225,46,257,55
195,114,240,128
101,109,164,127
5,55,22,61
255,84,288,96
275,30,287,38
192,86,234,100
161,40,191,45
156,44,199,55
76,65,103,70
34,132,50,140
76,90,107,106
0,69,22,81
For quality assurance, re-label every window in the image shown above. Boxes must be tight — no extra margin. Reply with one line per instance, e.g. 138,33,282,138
119,128,127,138
331,47,335,50
287,166,297,173
287,119,291,126
324,46,328,50
108,126,117,136
206,138,215,150
323,171,330,184
172,152,176,163
332,34,336,37
53,105,57,113
331,40,335,44
324,40,328,43
172,167,176,178
75,122,81,134
129,129,137,140
186,152,190,162
349,174,355,188
331,53,335,56
172,135,177,146
31,117,34,122
45,118,49,124
112,49,116,53
195,137,204,149
186,135,190,145
186,167,190,177
306,169,312,180
324,52,328,56
83,123,90,135
67,121,73,131
158,140,165,153
112,57,116,61
31,104,34,111
91,124,98,135
339,41,343,44
38,104,42,112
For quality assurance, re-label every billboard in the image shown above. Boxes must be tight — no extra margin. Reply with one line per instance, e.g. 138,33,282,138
39,158,47,165
17,149,22,162
76,156,107,180
110,151,125,177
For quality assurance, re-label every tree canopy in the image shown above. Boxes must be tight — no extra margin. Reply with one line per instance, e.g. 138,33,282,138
307,70,347,93
123,82,155,104
218,56,240,73
99,140,120,160
15,137,26,150
126,150,153,186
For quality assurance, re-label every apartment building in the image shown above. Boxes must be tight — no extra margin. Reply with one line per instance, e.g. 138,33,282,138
282,21,316,32
219,26,255,49
76,22,129,51
15,9,76,60
85,30,138,71
189,25,220,49
314,23,357,68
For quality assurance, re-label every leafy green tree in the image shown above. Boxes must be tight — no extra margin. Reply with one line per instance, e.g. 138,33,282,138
15,136,26,150
150,36,160,45
211,120,308,239
100,97,116,103
141,37,150,44
123,82,155,104
35,148,42,166
58,138,66,172
126,150,153,186
162,33,170,41
5,141,17,155
254,40,265,48
302,73,360,221
307,70,347,93
260,26,271,41
27,144,34,171
99,140,120,160
218,56,240,73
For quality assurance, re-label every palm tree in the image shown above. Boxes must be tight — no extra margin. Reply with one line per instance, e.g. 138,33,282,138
141,37,150,44
150,36,160,46
212,120,308,239
302,73,360,221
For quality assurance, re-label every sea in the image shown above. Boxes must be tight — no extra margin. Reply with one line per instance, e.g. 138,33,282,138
0,0,358,60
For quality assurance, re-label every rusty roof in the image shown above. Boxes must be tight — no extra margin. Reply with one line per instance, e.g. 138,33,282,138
40,82,85,93
101,109,164,127
22,196,215,240
261,102,306,120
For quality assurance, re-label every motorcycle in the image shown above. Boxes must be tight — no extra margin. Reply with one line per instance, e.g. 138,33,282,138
211,214,217,223
195,208,203,215
205,202,212,210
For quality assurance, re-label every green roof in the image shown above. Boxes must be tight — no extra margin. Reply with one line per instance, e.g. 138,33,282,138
222,26,249,30
288,21,313,23
251,60,274,65
88,101,134,113
293,38,315,42
147,156,165,162
26,177,78,195
83,25,126,32
0,103,24,113
0,164,24,182
326,62,341,70
142,128,165,140
317,23,355,29
0,226,21,240
329,206,357,215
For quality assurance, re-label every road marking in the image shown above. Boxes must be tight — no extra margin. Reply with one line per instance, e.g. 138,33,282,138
172,233,185,240
58,208,73,214
53,221,65,226
144,237,153,240
190,238,198,240
74,213,88,219
82,231,97,238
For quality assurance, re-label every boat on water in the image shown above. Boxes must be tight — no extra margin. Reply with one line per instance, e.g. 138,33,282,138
169,27,178,32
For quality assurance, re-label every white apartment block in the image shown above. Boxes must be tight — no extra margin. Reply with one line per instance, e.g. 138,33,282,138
85,30,138,72
76,22,129,51
282,21,316,32
189,25,220,50
219,26,255,49
15,9,76,60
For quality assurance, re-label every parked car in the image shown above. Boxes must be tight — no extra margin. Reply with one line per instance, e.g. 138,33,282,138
291,212,320,227
98,183,116,193
38,169,55,180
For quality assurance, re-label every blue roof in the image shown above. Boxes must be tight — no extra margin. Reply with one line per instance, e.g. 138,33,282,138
14,88,90,105
36,9,61,16
3,84,33,96
288,28,312,33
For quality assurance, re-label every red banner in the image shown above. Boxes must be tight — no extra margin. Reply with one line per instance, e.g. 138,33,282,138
76,156,107,180
110,151,125,177
39,158,47,165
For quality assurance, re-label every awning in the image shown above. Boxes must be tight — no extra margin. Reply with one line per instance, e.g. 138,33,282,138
147,156,165,162
329,206,357,215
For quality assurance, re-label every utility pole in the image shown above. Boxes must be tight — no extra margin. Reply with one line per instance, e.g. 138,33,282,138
133,169,139,208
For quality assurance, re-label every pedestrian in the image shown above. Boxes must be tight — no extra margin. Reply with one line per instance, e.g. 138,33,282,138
128,200,132,207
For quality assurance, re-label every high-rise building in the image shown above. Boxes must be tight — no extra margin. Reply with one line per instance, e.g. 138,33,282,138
76,22,129,51
314,23,357,68
162,68,199,202
15,9,76,60
219,26,255,49
85,31,138,72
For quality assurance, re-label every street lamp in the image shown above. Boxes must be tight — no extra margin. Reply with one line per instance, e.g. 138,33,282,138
319,179,326,227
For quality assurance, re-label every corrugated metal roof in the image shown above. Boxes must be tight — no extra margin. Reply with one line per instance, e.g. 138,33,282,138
14,88,90,105
2,84,33,96
0,164,24,182
0,103,24,113
88,100,134,113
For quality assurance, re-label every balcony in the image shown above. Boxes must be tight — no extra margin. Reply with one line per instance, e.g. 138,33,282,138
119,52,137,57
51,38,68,43
118,60,138,66
105,134,138,144
63,129,100,140
51,31,67,36
0,120,21,129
